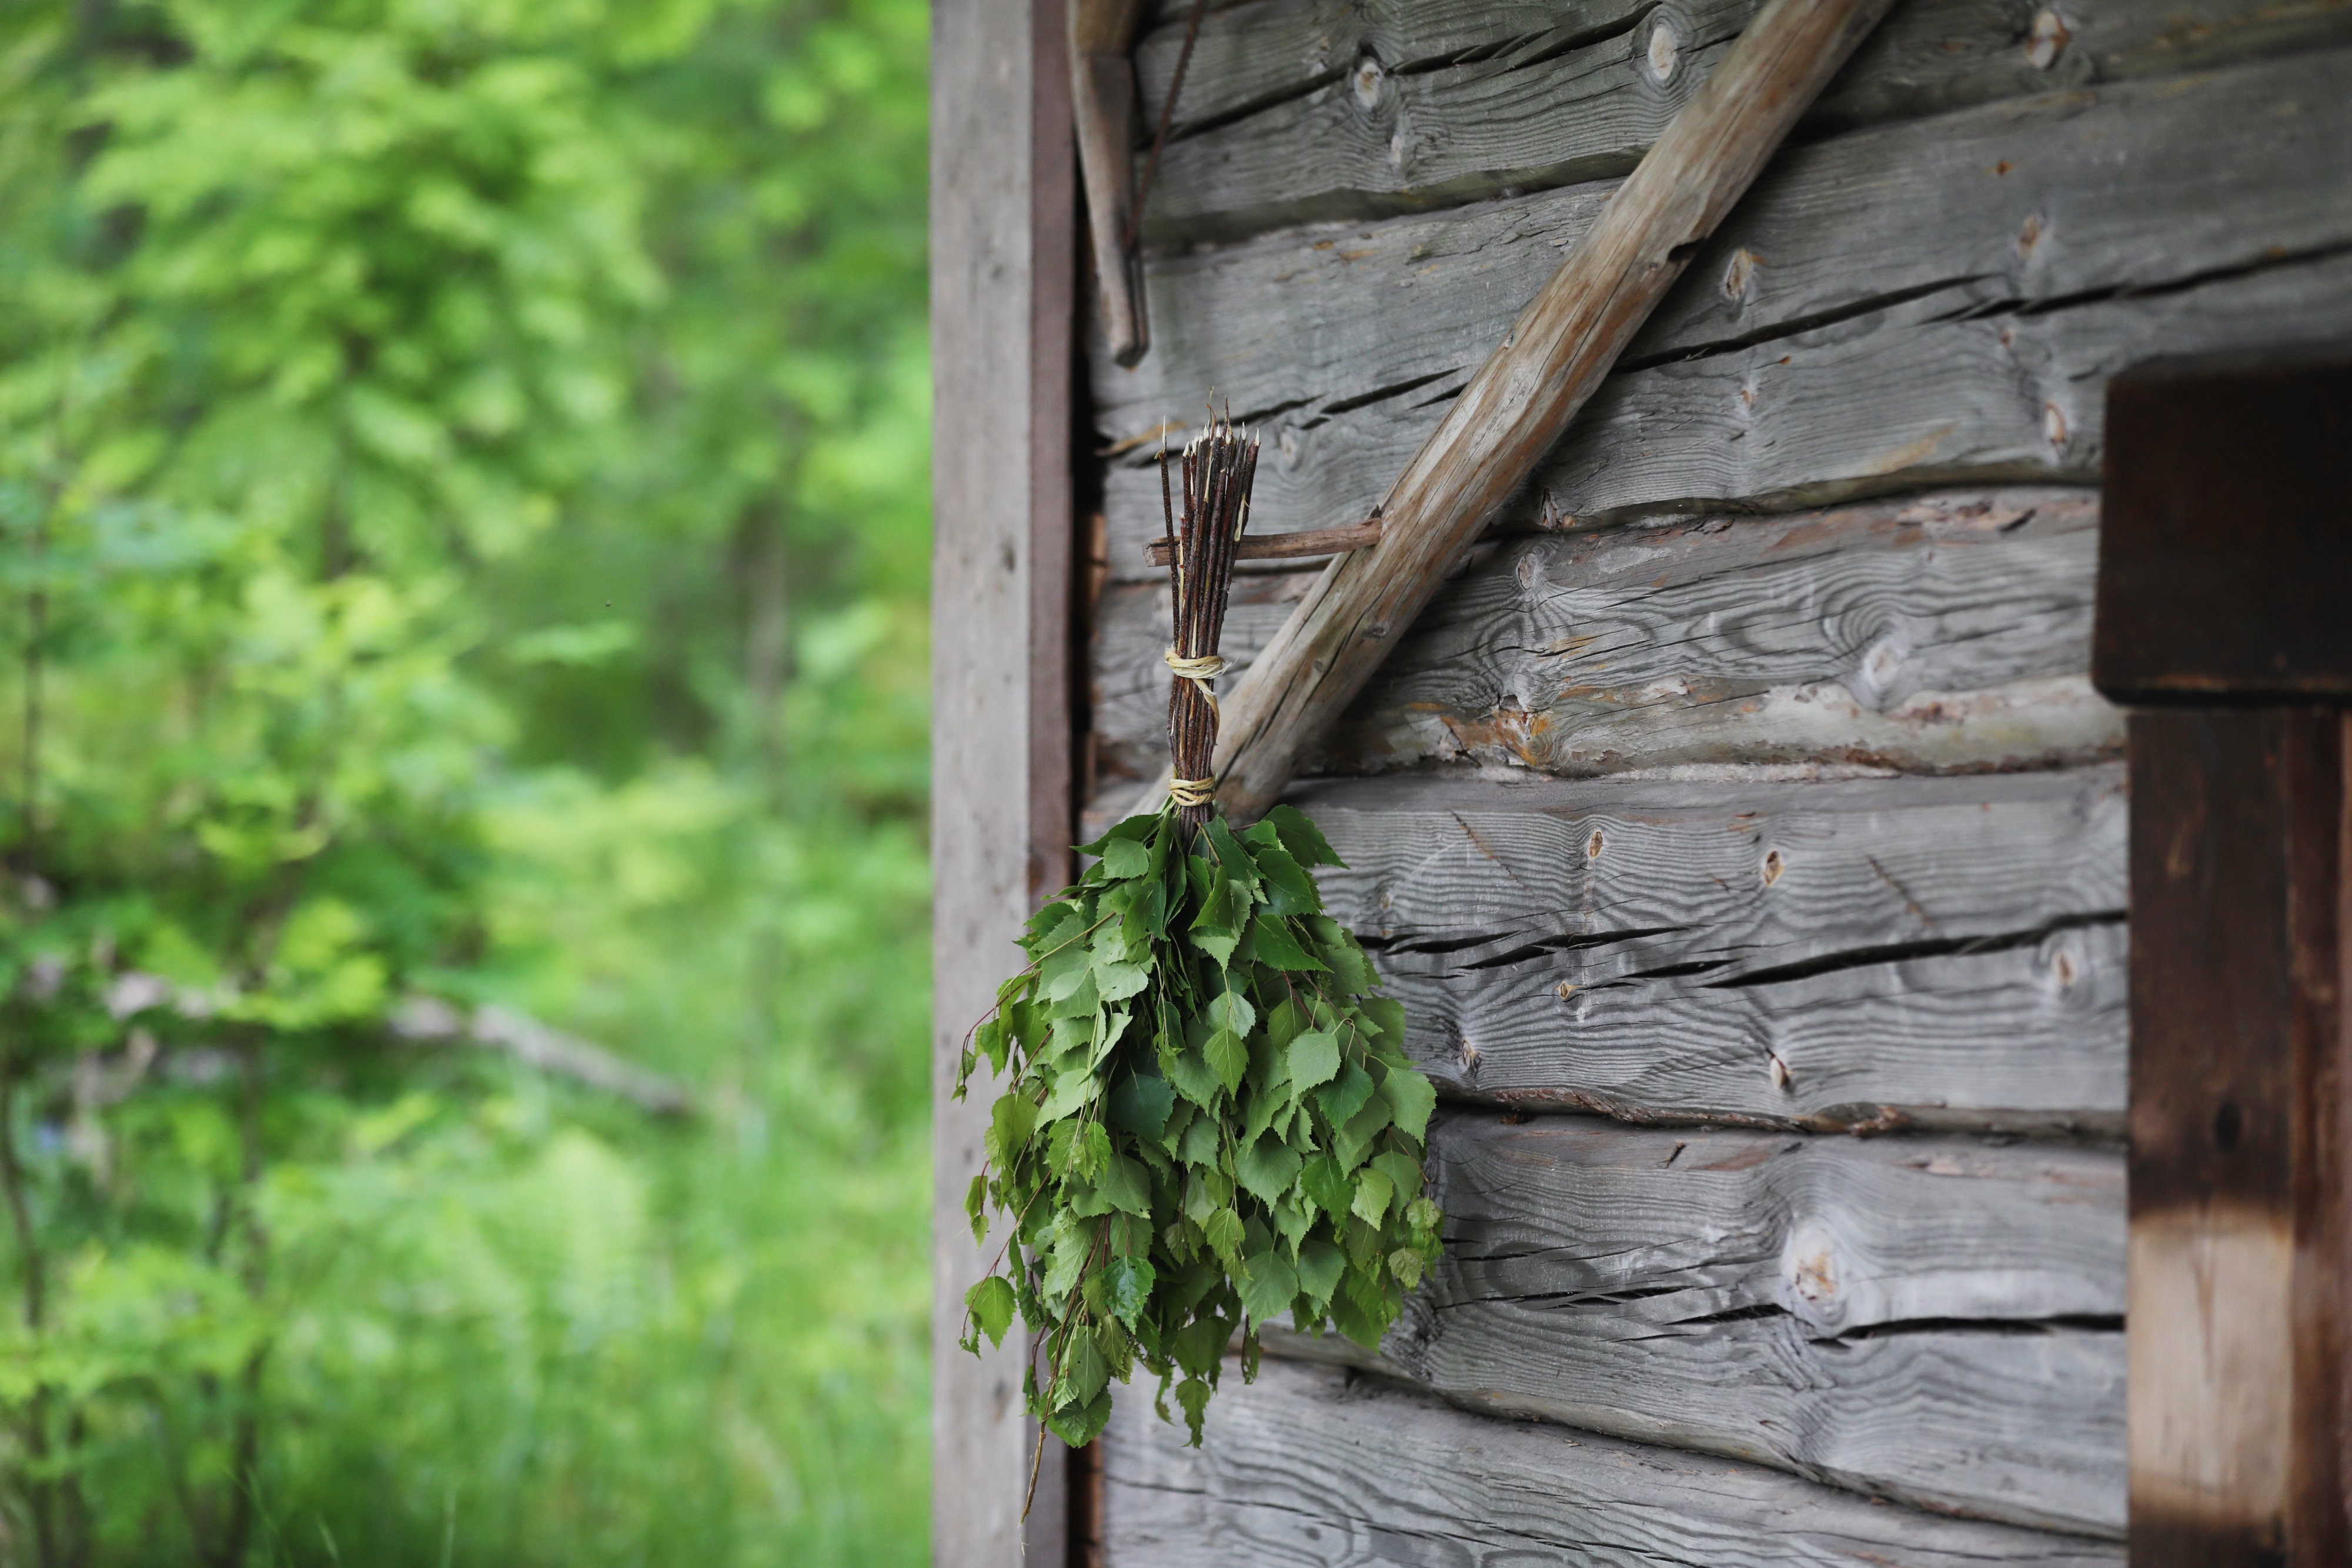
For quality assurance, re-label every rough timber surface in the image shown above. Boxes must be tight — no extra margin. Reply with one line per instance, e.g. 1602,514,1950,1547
1129,0,2352,241
1102,1358,2127,1565
1094,50,2352,573
1428,1115,2122,1336
1265,1119,2124,1532
1331,1115,2122,1527
1093,488,2117,789
1297,766,2127,1129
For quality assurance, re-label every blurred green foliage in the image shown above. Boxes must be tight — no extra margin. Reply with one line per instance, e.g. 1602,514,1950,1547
0,1,931,1562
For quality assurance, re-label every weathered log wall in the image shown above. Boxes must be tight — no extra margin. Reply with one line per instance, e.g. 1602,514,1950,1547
1083,0,2352,1559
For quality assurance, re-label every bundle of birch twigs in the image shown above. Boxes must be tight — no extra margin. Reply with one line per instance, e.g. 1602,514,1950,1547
1160,414,1257,826
953,412,1439,1462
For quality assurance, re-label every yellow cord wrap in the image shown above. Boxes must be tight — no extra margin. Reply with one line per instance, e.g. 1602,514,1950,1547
1168,775,1218,808
1164,649,1227,713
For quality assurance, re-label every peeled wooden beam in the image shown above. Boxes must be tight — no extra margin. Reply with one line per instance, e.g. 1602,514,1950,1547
1138,516,1381,568
1150,0,1898,821
1069,0,1148,365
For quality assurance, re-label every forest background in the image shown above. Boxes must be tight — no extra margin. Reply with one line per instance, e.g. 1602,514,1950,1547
0,1,933,1562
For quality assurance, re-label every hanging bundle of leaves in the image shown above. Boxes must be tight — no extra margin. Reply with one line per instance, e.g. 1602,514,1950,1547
954,416,1442,1461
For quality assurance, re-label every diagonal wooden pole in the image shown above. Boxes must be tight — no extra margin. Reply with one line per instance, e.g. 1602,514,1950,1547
1135,0,1895,822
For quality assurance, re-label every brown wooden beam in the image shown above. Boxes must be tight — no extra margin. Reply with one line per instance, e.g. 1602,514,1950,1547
2094,346,2352,704
2098,347,2352,1566
1138,517,1384,569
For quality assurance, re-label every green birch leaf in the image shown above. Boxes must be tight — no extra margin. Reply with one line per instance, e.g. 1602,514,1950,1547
1108,1072,1174,1138
1174,1377,1212,1445
987,1094,1038,1164
967,1171,991,1242
1287,1031,1340,1093
1057,1325,1110,1407
1314,1060,1375,1128
975,1016,1011,1074
965,1276,1017,1349
1206,986,1255,1038
1202,1027,1248,1095
1179,1111,1221,1165
1333,1094,1393,1172
1101,1254,1156,1328
1189,899,1241,968
1261,803,1345,868
1201,1209,1244,1266
1295,1238,1345,1307
1040,1066,1095,1123
1250,842,1319,918
1048,1390,1114,1449
1351,1165,1394,1226
1388,1247,1426,1291
1371,1151,1424,1205
1241,1080,1285,1145
1235,1246,1298,1324
1074,1122,1111,1181
1098,835,1151,879
1270,1192,1312,1252
1234,1134,1302,1205
1093,958,1148,1004
1047,968,1100,1018
1247,912,1325,971
1299,1155,1351,1222
1359,995,1406,1045
1264,995,1309,1051
1043,1226,1090,1299
1166,1047,1222,1109
1203,816,1260,900
1172,1315,1227,1378
1378,1061,1438,1143
1098,1152,1150,1216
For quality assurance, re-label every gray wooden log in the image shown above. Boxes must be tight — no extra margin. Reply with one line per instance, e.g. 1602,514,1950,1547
1093,52,2352,577
1103,1358,2126,1565
1129,0,2352,242
1097,51,2352,462
1176,0,1900,823
1248,1114,2124,1531
1272,1290,2123,1533
1426,1115,2122,1337
1299,766,2127,1129
1093,488,2119,788
932,0,1078,1556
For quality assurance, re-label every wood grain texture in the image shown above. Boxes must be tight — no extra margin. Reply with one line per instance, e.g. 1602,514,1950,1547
2125,711,2350,1562
1094,489,2119,790
1093,50,2352,577
1172,0,1899,821
1128,0,2352,242
1102,1357,2126,1565
932,0,1075,1558
1253,1114,2126,1531
1070,0,1147,365
1429,1115,2121,1332
1298,766,2128,1130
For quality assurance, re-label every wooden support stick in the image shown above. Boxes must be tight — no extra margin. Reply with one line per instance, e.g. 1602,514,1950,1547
1068,0,1148,366
1141,516,1382,568
1134,0,1896,821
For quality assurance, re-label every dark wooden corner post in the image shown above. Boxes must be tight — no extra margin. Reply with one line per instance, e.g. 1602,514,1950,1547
931,0,1081,1563
2093,347,2352,1566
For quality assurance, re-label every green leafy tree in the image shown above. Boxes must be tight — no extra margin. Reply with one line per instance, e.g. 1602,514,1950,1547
0,1,930,1562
